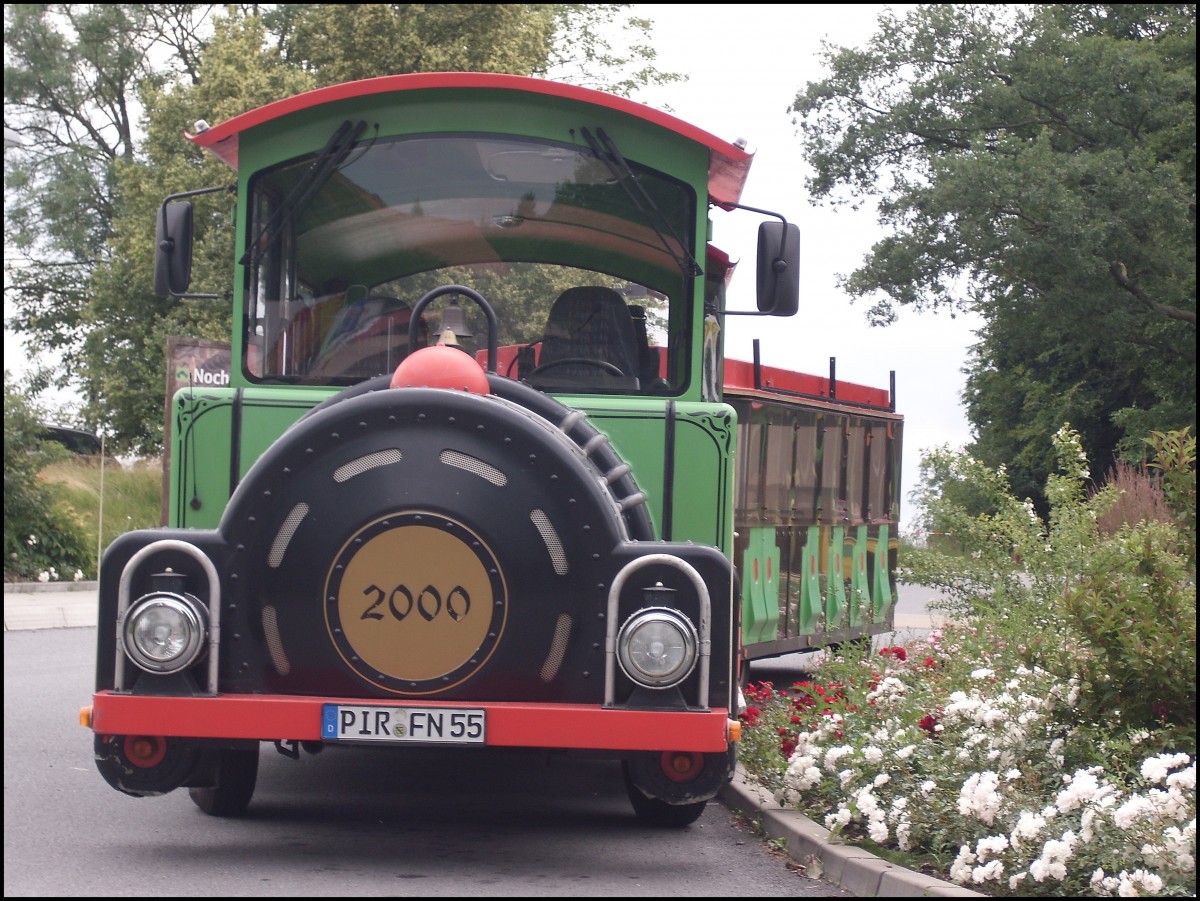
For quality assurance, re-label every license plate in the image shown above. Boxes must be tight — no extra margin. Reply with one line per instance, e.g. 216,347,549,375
322,705,486,744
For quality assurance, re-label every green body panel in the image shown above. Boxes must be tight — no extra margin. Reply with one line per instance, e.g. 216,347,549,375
873,523,894,619
170,388,739,552
825,526,847,629
740,527,780,644
551,398,736,550
797,525,823,633
169,386,338,528
848,524,871,628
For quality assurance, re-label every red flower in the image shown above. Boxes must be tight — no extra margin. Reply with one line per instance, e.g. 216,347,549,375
918,713,939,733
923,656,936,669
780,738,797,759
879,646,908,662
741,705,761,726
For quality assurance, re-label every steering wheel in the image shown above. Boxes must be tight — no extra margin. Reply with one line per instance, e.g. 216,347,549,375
528,357,626,379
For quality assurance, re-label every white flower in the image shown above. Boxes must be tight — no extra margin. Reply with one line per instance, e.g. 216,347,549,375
920,780,937,794
873,773,890,788
863,745,884,764
1141,753,1192,785
1116,868,1165,896
854,786,882,818
1165,763,1195,792
1081,807,1098,843
1092,868,1118,895
825,806,852,830
784,754,823,792
73,569,84,581
1055,769,1114,813
958,771,1002,826
972,860,1004,883
976,834,1009,858
949,846,977,884
868,818,889,842
1114,794,1155,829
37,571,50,583
823,745,854,772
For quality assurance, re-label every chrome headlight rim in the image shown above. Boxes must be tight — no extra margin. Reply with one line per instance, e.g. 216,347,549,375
120,592,208,674
616,606,699,689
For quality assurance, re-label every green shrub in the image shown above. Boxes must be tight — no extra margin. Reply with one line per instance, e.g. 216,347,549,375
3,376,92,581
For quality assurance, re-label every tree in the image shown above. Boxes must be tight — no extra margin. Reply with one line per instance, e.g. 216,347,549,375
5,4,684,454
3,4,218,373
789,4,1196,512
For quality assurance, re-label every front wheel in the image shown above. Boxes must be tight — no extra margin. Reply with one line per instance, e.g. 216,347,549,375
622,762,708,828
189,746,259,817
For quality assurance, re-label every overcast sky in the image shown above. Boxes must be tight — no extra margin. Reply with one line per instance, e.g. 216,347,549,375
4,4,980,533
631,3,983,531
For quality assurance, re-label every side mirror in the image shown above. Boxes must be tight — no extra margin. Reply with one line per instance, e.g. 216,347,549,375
154,201,194,297
756,221,800,316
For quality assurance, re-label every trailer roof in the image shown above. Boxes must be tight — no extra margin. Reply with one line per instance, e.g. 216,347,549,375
186,72,754,206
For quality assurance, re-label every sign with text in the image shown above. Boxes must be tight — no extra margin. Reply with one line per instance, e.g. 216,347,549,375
162,338,232,524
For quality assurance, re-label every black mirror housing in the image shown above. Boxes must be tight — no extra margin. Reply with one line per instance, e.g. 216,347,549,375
154,201,194,297
755,221,800,316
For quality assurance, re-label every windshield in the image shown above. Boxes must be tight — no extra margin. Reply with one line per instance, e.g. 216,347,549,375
244,131,696,393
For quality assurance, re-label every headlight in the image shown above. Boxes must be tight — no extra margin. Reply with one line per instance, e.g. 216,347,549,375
121,592,208,674
616,607,698,689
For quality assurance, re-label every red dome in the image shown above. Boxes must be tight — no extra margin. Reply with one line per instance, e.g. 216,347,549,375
390,345,489,394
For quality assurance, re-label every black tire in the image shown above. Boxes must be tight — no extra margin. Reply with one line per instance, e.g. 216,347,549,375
622,762,707,827
188,746,259,817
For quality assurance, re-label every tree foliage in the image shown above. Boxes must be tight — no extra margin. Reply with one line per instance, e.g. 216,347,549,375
4,4,684,454
790,3,1196,512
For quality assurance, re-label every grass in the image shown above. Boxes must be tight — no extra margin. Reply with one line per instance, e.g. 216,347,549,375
40,455,164,578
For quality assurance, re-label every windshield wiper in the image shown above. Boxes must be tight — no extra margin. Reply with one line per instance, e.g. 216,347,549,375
580,126,702,278
240,119,369,269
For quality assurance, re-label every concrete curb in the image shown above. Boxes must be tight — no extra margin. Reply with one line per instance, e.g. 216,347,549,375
3,582,99,631
719,768,985,898
4,580,99,593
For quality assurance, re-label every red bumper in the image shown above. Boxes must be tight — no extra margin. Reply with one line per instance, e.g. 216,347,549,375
88,691,735,752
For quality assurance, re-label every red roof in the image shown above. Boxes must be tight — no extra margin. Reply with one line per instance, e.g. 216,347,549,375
186,72,754,206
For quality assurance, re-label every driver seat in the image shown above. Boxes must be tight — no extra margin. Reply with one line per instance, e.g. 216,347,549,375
532,286,641,390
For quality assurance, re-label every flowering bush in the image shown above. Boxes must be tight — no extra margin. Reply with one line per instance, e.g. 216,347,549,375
740,630,1196,895
737,428,1196,896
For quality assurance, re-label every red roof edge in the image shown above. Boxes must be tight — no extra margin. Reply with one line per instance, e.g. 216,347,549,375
186,72,753,205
